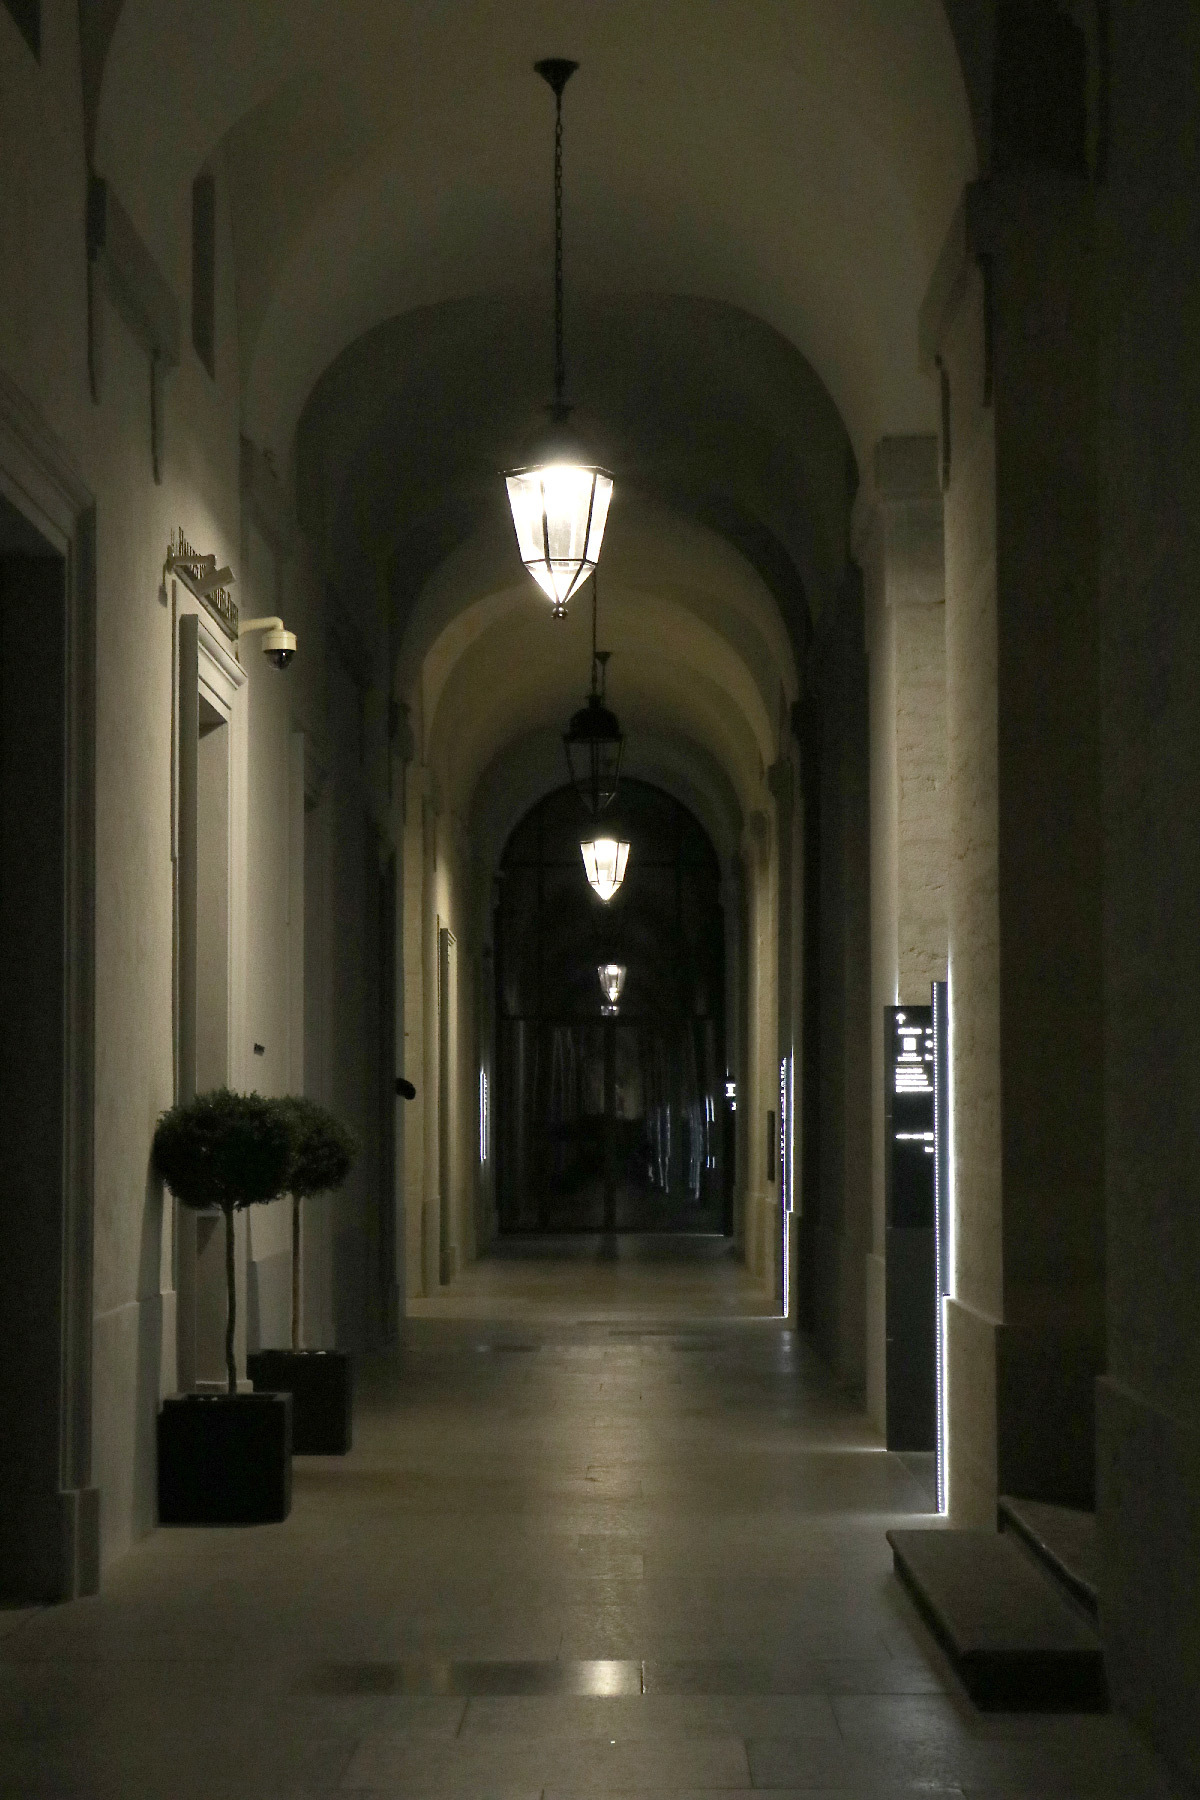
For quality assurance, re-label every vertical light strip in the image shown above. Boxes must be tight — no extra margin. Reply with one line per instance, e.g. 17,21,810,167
479,1067,489,1164
945,968,956,1512
781,1050,790,1323
932,979,950,1514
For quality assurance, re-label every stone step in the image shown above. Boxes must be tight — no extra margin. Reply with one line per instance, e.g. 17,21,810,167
887,1527,1108,1712
998,1494,1099,1619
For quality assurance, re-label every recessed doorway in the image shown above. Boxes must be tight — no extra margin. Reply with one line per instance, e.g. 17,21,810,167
494,782,731,1237
0,477,96,1599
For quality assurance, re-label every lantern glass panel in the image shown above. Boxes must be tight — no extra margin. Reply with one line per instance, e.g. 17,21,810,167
598,962,626,1005
505,463,612,610
581,835,630,902
585,474,613,562
565,733,622,814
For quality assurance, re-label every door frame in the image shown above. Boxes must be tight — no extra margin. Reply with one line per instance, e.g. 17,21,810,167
0,370,98,1598
173,609,248,1391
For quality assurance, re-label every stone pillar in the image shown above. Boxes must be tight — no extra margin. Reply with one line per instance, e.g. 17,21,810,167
742,808,778,1288
1094,2,1200,1780
770,747,803,1326
398,759,421,1297
922,172,1103,1523
722,867,748,1254
858,436,948,1434
812,576,872,1387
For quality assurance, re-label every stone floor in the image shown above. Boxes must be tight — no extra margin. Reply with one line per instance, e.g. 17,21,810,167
406,1233,774,1324
0,1237,1187,1798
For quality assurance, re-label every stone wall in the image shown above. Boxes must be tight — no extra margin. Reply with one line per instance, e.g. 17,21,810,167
924,166,1104,1524
0,0,391,1578
860,435,948,1434
811,579,872,1388
1095,1,1200,1782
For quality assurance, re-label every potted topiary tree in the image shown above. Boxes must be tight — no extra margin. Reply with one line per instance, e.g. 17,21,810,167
247,1096,359,1453
152,1088,294,1524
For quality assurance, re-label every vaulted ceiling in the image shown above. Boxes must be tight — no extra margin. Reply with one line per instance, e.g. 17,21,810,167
92,1,975,833
97,0,975,472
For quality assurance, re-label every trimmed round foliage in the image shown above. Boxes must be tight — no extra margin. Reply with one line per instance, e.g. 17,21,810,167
276,1095,359,1199
152,1088,294,1212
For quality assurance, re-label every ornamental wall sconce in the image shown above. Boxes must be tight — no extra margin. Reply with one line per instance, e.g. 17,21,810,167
165,531,238,637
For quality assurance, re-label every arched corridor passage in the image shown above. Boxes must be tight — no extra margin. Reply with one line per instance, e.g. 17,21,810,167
495,781,729,1238
393,493,802,1316
4,0,1200,1788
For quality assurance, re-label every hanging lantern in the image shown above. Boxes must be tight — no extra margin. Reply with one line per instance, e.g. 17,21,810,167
598,961,626,1016
565,579,629,896
581,833,630,903
504,58,613,618
564,584,623,813
598,963,626,1005
564,689,623,813
506,450,613,617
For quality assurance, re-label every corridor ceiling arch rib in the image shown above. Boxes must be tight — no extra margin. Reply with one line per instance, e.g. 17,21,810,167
96,1,976,481
404,497,796,738
296,292,858,658
429,608,773,830
470,727,746,904
407,497,798,831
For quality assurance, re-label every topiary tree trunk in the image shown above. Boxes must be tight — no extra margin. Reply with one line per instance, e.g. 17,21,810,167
224,1200,237,1391
291,1193,302,1352
277,1096,359,1351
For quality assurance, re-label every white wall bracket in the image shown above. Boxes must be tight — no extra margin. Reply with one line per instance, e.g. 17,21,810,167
165,532,238,639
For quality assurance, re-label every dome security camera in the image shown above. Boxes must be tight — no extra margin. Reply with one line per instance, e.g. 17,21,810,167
238,615,297,671
261,625,297,670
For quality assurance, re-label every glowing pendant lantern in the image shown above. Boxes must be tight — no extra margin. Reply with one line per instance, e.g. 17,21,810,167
505,453,613,617
598,963,626,1009
504,58,613,618
581,833,630,903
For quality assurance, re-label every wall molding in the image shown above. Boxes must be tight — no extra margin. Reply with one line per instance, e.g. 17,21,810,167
86,175,180,482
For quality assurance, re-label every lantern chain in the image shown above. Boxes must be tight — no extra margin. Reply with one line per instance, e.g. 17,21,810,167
553,81,566,411
533,58,579,413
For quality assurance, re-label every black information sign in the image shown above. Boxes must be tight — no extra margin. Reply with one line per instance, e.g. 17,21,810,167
884,1005,936,1453
885,1008,935,1227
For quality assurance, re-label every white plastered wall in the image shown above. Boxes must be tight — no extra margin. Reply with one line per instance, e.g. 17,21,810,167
0,3,392,1568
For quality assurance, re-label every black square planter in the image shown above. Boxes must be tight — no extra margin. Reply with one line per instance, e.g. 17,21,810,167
158,1391,292,1524
246,1348,353,1455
